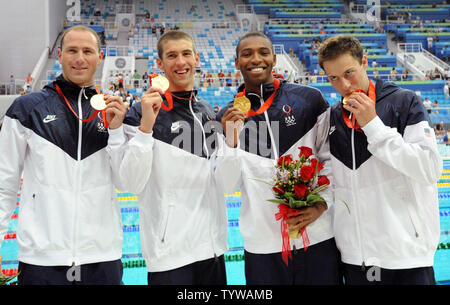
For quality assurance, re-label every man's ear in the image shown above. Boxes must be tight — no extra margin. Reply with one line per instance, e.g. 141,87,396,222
195,52,200,67
361,55,368,69
156,57,163,71
98,49,104,65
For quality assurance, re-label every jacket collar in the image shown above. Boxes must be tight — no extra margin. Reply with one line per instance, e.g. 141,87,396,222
237,79,285,103
170,90,198,100
374,78,400,102
165,90,198,107
48,74,98,98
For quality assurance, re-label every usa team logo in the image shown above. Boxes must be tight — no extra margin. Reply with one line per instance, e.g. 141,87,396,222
282,105,296,127
97,122,107,133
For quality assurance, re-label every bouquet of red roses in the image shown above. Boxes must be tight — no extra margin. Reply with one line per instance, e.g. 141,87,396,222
270,146,330,266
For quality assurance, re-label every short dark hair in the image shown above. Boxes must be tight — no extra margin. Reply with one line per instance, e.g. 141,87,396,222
60,25,101,52
318,35,364,69
157,30,196,59
235,32,274,58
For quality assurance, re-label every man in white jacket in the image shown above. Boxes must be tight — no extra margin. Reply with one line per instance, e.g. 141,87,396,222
107,30,228,285
215,32,340,284
0,25,127,284
318,35,442,284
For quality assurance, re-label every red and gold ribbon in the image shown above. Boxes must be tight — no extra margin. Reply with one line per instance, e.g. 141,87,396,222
341,79,376,132
275,204,310,266
234,78,280,119
55,85,109,128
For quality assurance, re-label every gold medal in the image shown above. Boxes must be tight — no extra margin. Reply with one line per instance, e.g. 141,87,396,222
342,89,366,105
151,75,170,92
342,94,351,105
233,96,251,114
90,94,106,111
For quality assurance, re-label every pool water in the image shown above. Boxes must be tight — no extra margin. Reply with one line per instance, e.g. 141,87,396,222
1,159,450,285
116,192,247,285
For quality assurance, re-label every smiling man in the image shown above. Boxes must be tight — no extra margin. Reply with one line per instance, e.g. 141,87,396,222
215,32,340,285
0,25,127,285
58,26,102,87
318,35,442,285
155,33,198,93
106,30,228,285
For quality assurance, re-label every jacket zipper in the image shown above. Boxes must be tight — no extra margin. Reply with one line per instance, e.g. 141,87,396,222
208,166,218,258
188,97,217,256
262,105,278,160
350,124,367,270
72,87,85,265
260,83,278,160
161,205,173,243
189,96,209,159
247,84,279,160
408,209,420,238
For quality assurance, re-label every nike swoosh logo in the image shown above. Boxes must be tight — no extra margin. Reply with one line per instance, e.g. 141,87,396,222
329,126,336,135
42,118,58,123
171,122,181,132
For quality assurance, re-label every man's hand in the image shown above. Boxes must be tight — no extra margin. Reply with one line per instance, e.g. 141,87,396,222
105,95,127,130
139,87,163,133
221,107,245,148
343,92,377,127
285,202,328,235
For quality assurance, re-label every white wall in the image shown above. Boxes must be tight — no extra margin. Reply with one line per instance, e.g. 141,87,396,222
0,95,19,123
0,0,67,83
48,0,70,52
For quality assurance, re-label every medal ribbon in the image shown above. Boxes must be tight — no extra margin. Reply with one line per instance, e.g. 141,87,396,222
275,204,310,266
162,91,174,112
55,84,109,128
161,91,198,112
149,73,196,112
341,79,376,132
235,78,280,118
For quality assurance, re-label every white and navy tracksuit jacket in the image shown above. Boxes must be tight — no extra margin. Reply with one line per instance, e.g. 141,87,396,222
330,79,442,270
215,80,334,254
0,75,123,267
107,91,228,273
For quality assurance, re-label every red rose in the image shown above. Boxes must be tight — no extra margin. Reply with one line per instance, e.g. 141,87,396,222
277,155,293,167
273,184,285,195
300,165,315,181
294,184,309,198
317,175,330,187
298,146,313,159
310,158,324,173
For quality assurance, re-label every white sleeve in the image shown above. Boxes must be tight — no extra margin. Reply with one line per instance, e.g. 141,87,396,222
362,109,442,185
107,124,154,194
0,117,27,246
213,133,243,194
106,125,127,191
314,108,333,208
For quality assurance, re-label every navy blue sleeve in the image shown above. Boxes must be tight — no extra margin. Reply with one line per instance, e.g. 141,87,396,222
405,90,433,128
215,100,234,124
123,101,142,127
